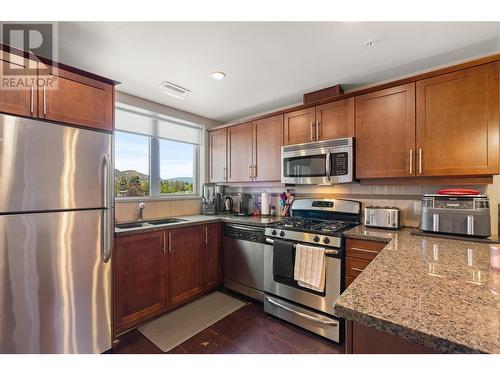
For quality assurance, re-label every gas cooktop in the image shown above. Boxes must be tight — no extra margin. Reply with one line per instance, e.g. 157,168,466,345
267,217,357,235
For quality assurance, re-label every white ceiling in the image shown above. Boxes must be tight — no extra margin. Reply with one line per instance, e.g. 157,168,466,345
56,22,500,123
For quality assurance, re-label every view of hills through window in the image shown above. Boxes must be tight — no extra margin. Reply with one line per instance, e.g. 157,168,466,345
115,131,194,197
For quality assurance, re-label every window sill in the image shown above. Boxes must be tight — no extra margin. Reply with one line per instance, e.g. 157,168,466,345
115,195,201,203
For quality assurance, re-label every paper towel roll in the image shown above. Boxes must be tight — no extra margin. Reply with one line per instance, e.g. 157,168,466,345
261,192,270,216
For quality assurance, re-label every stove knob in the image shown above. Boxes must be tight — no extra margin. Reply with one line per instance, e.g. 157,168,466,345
271,229,277,235
323,237,330,244
313,236,320,242
279,231,285,237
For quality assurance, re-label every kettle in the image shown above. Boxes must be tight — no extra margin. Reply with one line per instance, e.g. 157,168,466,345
223,196,234,214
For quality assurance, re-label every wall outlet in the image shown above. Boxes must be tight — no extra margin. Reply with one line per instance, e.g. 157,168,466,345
413,200,422,214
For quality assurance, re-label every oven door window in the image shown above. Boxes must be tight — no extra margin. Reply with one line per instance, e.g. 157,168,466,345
283,155,327,177
331,152,348,176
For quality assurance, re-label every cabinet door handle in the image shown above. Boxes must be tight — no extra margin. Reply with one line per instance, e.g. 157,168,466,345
253,165,257,179
310,121,315,141
418,148,422,175
248,165,252,179
204,226,208,245
30,83,34,114
316,120,320,140
351,247,379,254
351,267,365,273
409,149,413,175
223,167,227,181
168,232,172,253
43,85,47,115
163,232,166,254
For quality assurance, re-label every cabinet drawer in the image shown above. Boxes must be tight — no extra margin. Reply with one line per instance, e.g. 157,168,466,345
345,257,371,278
346,238,387,261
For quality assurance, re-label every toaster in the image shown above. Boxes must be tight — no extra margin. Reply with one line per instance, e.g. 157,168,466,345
364,206,401,229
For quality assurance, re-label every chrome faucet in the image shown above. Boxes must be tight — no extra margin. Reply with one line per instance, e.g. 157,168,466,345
137,201,145,222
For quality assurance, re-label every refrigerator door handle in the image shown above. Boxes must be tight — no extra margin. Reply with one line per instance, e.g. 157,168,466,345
102,153,112,263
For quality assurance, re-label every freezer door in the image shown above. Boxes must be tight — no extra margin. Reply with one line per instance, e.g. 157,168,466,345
0,209,112,353
0,114,112,212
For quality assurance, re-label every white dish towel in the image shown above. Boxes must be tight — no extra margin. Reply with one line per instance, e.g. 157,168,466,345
294,243,326,292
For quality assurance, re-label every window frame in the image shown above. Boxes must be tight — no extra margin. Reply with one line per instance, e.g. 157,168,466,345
114,107,203,202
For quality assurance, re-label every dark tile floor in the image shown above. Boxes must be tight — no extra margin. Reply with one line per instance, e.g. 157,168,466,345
112,294,345,354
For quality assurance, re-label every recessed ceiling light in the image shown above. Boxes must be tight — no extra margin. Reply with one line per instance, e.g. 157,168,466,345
364,40,376,47
211,71,226,80
160,81,191,100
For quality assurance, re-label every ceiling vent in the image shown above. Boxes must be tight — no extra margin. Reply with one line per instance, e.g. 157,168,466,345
160,81,191,100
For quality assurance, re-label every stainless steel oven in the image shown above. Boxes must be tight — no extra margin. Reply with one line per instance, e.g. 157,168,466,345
281,138,353,185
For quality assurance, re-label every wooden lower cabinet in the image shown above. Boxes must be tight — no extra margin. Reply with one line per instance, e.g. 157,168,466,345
166,226,204,306
114,231,167,333
114,223,223,335
344,238,387,289
345,320,437,354
202,223,222,289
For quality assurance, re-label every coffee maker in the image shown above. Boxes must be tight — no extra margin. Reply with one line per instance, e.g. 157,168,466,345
235,193,254,216
201,184,216,215
214,185,226,214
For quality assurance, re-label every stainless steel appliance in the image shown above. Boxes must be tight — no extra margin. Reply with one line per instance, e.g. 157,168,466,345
0,114,113,353
364,206,400,229
263,198,361,342
214,185,225,214
201,183,216,215
223,196,234,214
420,194,491,237
235,193,253,216
223,224,266,301
281,138,353,185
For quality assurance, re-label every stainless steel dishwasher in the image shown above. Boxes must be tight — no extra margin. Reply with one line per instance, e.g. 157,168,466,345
223,223,266,301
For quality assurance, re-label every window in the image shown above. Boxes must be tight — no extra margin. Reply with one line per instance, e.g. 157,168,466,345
114,104,202,198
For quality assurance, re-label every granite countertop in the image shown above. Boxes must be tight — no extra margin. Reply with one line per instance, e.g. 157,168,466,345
114,214,281,236
335,225,500,353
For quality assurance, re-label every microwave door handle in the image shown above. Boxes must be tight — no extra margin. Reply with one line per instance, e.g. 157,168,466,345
325,152,331,180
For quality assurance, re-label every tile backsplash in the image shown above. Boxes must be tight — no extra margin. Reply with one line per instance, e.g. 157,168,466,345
225,181,498,234
115,198,201,223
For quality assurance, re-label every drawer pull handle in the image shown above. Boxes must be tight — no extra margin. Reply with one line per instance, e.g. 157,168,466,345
350,247,379,254
351,267,365,272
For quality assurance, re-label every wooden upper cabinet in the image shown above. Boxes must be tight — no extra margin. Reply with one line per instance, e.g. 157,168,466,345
166,226,203,307
0,51,37,117
355,83,416,179
227,122,254,182
315,98,354,140
416,63,499,176
283,107,316,145
38,64,114,131
209,128,227,183
253,115,283,181
114,231,166,333
202,223,222,290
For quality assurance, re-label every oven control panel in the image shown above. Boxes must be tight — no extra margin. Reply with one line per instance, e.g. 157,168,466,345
264,227,341,249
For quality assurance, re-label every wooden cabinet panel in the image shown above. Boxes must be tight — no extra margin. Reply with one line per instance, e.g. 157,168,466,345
114,231,166,333
315,98,354,140
253,115,283,181
350,321,436,354
355,83,416,179
345,238,386,261
0,51,36,117
283,107,316,145
416,63,499,176
209,128,227,183
38,65,114,131
345,257,371,278
202,223,222,290
166,226,204,307
227,122,254,182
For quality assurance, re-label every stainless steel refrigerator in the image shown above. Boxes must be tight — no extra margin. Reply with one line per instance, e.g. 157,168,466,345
0,113,113,353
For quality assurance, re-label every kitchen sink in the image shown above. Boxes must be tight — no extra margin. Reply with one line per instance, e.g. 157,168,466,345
115,222,152,229
146,218,186,225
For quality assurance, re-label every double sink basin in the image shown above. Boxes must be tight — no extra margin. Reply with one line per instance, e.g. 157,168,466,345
115,218,186,230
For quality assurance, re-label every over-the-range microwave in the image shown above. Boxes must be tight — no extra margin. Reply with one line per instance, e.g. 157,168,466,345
281,137,353,185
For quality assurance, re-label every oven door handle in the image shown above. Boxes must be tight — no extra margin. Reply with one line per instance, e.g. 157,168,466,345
226,224,264,232
265,296,338,327
265,237,338,255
